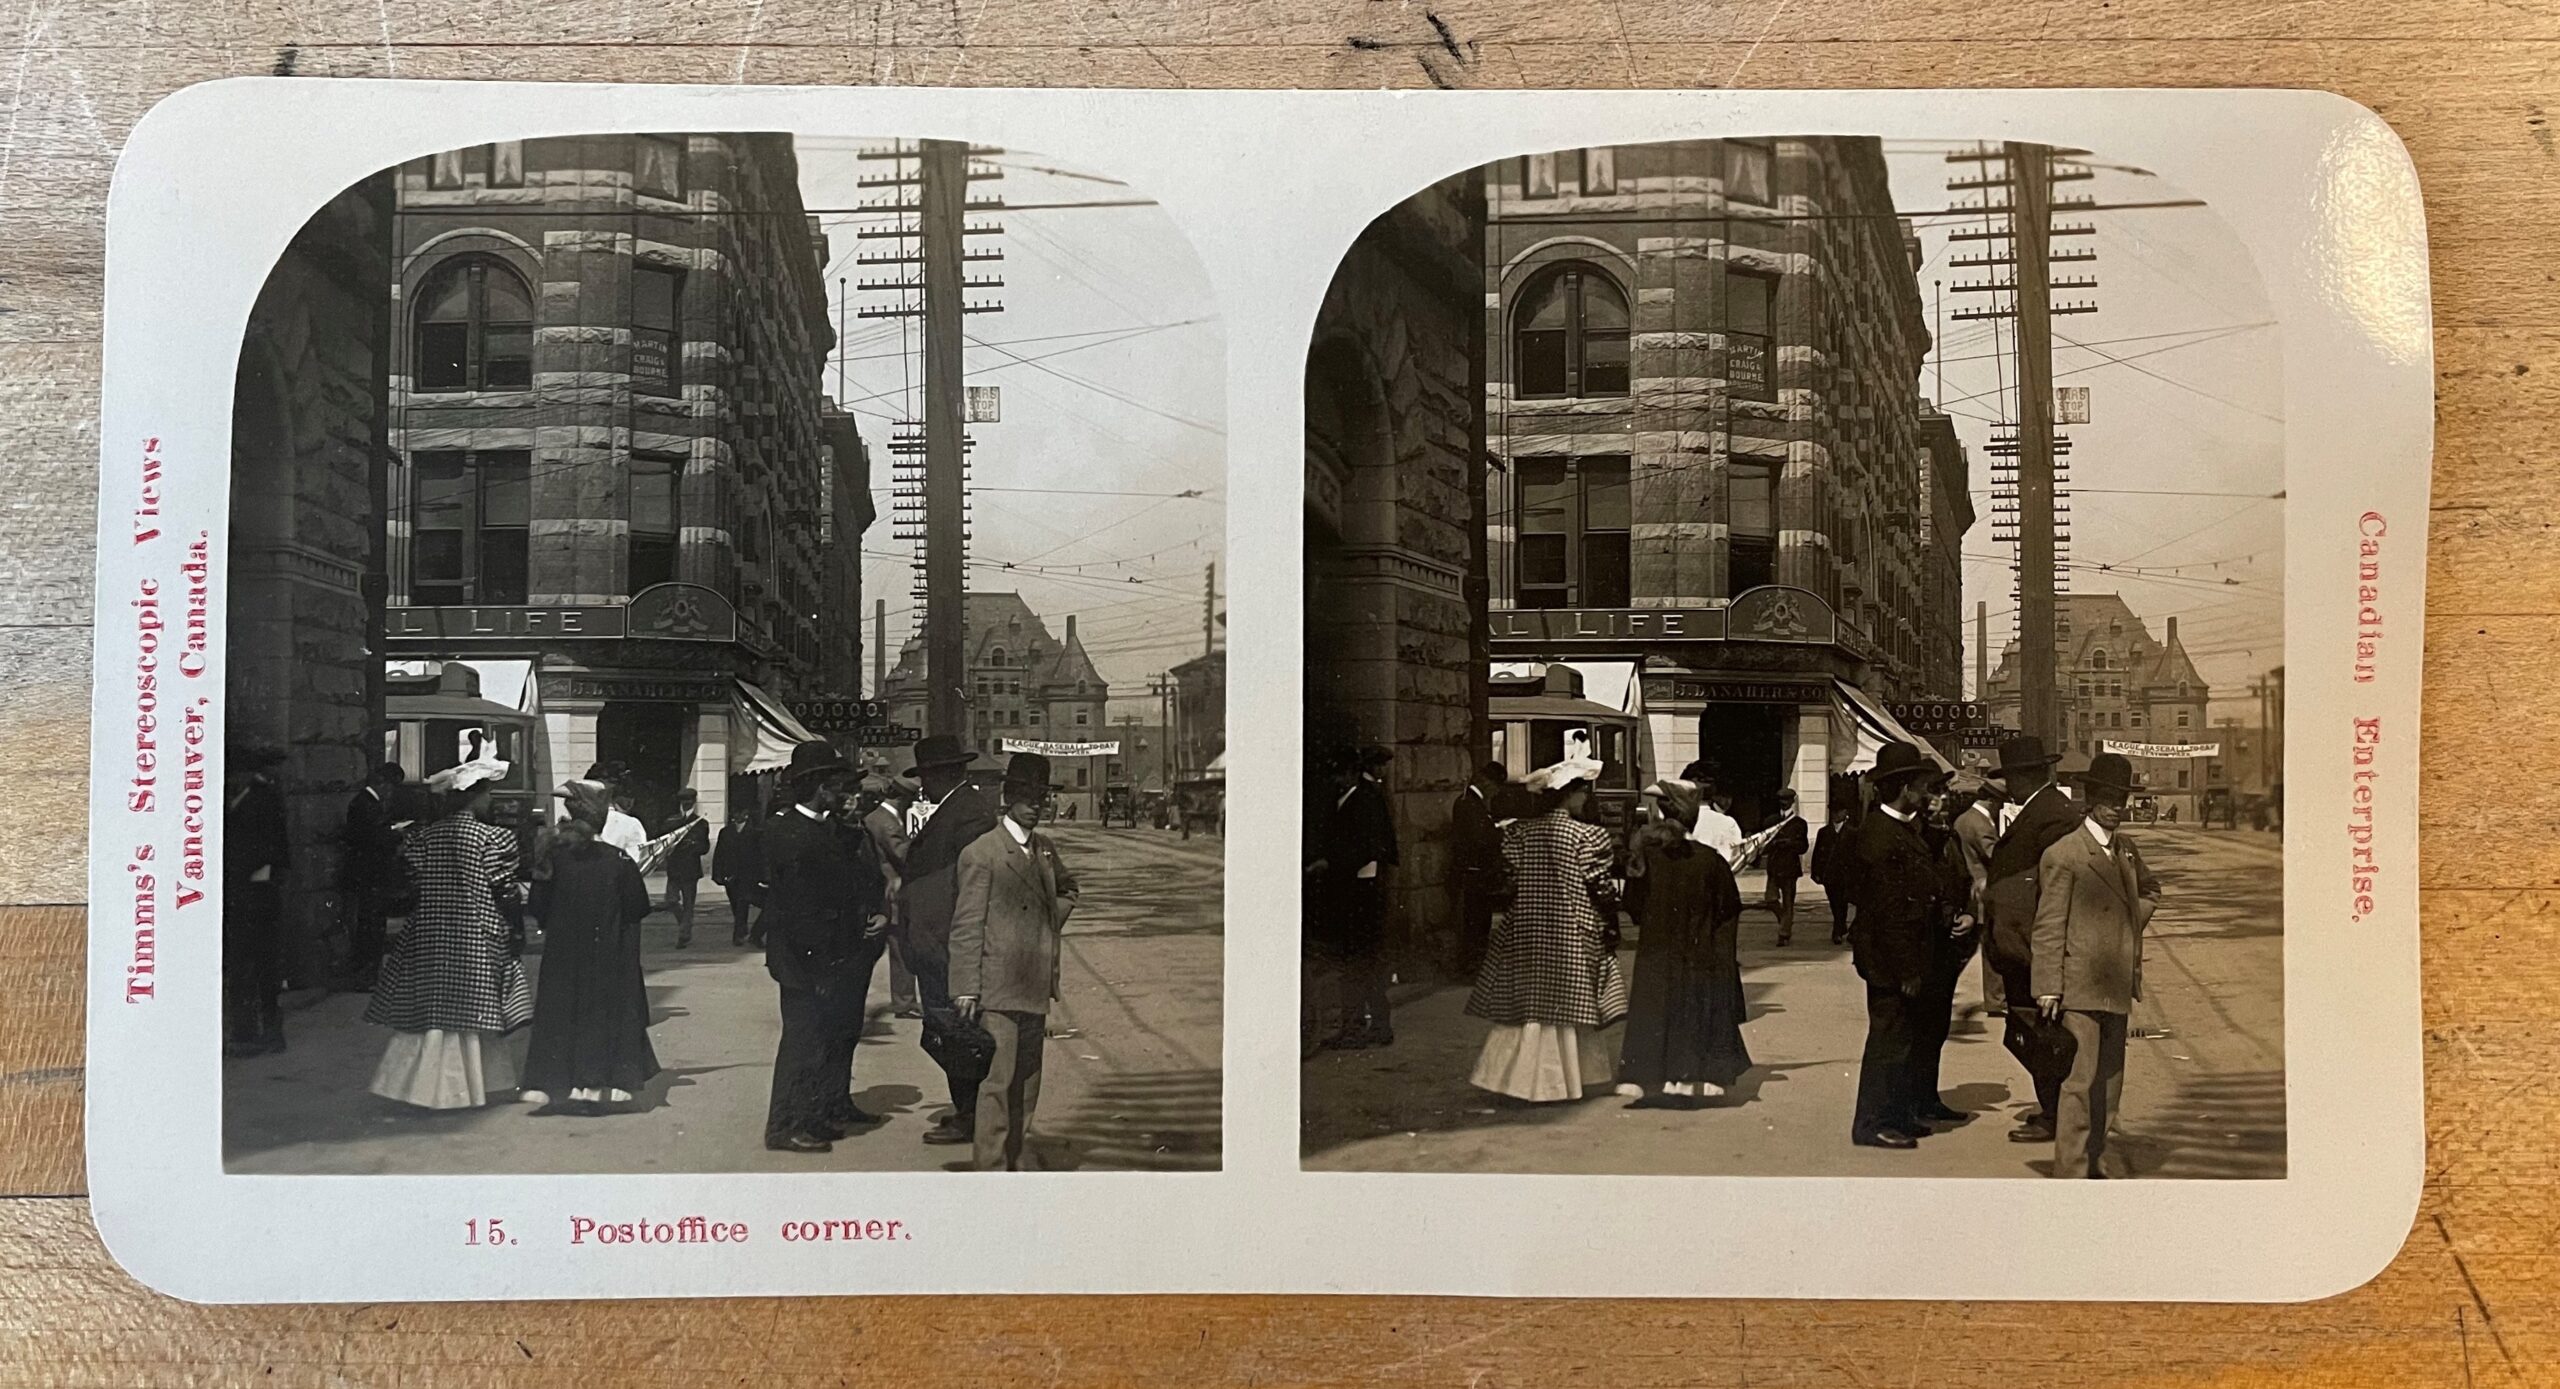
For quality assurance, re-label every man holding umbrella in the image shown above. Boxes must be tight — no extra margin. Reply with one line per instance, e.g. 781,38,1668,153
952,752,1082,1170
1982,735,2086,1145
897,734,1003,1148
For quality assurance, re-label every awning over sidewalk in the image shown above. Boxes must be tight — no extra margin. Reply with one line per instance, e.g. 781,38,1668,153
731,678,824,774
1830,678,1957,776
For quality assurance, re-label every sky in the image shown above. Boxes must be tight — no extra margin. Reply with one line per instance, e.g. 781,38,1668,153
795,138,1226,717
1883,143,2287,727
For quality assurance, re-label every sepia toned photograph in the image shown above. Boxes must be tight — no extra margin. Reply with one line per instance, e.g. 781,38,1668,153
217,130,1225,1175
1303,136,2285,1179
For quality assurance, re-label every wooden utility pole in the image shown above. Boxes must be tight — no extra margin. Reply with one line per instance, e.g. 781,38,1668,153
872,598,886,699
1974,600,1988,701
2008,140,2060,750
919,138,970,739
1203,561,1216,655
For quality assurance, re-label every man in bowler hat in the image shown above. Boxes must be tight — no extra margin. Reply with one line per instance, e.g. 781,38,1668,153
897,733,1003,1146
2033,752,2162,1178
1844,742,1975,1149
1982,735,2086,1144
952,752,1082,1170
760,741,889,1153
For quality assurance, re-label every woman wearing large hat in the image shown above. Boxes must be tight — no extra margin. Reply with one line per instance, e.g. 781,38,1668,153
366,755,534,1109
1616,777,1753,1105
1465,756,1629,1102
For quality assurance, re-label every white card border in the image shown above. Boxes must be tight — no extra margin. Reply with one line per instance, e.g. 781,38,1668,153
85,80,2430,1303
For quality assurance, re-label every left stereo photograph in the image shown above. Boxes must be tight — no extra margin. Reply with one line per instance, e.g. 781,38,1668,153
217,131,1227,1175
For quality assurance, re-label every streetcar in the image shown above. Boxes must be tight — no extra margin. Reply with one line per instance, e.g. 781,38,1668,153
1488,663,1643,830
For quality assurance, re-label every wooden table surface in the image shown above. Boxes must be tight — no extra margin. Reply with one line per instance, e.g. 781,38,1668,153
0,3,2546,1383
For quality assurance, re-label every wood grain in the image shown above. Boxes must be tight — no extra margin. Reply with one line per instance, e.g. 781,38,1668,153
0,2,2546,1381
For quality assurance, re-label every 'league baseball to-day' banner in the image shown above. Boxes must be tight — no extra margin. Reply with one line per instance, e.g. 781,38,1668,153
2102,740,2223,759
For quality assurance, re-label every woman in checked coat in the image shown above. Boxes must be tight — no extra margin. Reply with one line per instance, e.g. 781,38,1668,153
1465,757,1629,1103
365,758,534,1110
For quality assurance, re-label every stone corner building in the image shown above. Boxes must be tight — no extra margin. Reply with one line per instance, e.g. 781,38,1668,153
1482,136,1961,834
1303,169,1489,971
230,174,396,987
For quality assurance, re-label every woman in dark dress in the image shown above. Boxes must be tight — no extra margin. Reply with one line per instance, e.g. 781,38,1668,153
1617,778,1753,1106
521,780,658,1115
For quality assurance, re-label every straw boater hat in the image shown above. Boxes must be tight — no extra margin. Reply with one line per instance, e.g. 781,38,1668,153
1642,777,1702,828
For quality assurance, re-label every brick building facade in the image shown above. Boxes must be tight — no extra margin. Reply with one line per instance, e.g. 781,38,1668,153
1304,169,1489,970
1918,406,1975,701
382,134,839,833
879,593,1113,817
1981,592,2212,816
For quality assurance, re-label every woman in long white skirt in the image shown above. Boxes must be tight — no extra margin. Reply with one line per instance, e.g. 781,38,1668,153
365,758,532,1109
1464,758,1628,1101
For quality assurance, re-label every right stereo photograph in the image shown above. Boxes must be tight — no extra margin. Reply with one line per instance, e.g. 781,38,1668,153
1301,136,2285,1180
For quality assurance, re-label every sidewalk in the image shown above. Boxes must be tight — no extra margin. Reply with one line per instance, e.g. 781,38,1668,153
1307,827,2285,1177
227,823,1224,1174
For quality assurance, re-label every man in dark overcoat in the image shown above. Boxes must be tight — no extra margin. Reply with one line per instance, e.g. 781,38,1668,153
1845,742,1973,1149
339,760,407,989
1907,777,1983,1123
224,744,294,1057
1448,760,1507,976
1982,735,2086,1144
897,734,1002,1147
1310,744,1400,1048
760,741,889,1154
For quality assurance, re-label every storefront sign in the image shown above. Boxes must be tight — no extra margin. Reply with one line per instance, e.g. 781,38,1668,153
554,675,729,703
391,587,739,645
1000,737,1122,758
627,583,737,643
2103,740,2220,759
1888,700,1988,733
788,696,895,732
1725,585,1836,645
1666,680,1826,704
1492,608,1724,643
846,724,923,747
389,605,624,639
1957,725,2018,750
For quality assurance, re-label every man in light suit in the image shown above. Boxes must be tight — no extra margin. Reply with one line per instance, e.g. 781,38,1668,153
1982,736,2085,1143
2031,752,2163,1179
952,752,1082,1171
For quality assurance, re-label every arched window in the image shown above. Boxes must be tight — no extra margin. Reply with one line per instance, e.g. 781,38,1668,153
990,646,1008,668
414,257,533,391
2090,650,2108,671
1513,263,1629,399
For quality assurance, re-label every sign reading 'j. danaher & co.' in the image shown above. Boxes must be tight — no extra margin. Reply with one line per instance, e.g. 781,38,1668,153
1666,680,1827,704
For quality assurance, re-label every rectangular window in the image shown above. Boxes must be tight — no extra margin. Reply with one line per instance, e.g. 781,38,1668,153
2176,709,2192,728
2176,769,2192,789
1557,148,1584,194
1516,456,1632,608
409,449,528,605
1725,268,1777,402
429,146,487,190
629,450,683,593
1075,767,1090,788
1724,139,1774,205
490,141,525,188
1075,709,1090,726
1728,458,1776,595
636,136,685,199
1583,147,1617,194
1522,152,1556,198
633,267,682,397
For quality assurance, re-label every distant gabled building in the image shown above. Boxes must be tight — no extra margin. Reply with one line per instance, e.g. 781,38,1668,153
1982,592,2212,817
879,592,1115,816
